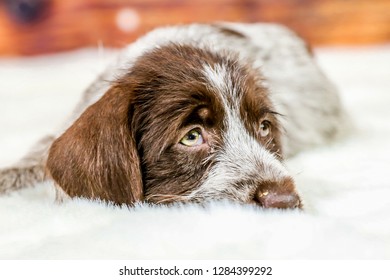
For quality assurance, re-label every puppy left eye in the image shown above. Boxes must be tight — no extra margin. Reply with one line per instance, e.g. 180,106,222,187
260,120,271,137
180,129,204,147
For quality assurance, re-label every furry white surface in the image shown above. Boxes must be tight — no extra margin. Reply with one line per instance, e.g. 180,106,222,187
0,45,389,259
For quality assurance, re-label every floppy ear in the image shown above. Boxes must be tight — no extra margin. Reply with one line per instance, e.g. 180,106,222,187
46,85,143,205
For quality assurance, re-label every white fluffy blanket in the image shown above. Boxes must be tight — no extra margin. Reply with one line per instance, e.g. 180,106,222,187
0,46,389,259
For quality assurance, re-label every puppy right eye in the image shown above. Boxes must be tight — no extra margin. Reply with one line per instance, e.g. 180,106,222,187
180,129,204,147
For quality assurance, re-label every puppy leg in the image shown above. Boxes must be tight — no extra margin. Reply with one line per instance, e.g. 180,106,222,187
0,136,54,194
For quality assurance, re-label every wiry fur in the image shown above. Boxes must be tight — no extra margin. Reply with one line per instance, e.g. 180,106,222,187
0,23,349,209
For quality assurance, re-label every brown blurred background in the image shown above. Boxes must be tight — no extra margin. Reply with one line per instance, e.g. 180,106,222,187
0,0,389,56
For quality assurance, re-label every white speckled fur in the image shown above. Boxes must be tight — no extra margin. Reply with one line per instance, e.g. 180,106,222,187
188,63,290,202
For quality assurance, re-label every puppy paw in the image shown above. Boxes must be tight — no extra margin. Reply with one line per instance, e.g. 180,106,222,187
0,164,45,194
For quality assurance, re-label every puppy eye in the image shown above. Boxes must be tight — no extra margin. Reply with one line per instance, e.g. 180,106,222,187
260,120,271,137
180,129,204,147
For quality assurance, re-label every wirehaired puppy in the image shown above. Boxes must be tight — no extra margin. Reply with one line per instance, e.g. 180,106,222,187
0,23,348,209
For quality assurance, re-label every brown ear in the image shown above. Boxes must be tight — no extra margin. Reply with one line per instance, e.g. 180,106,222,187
46,85,143,205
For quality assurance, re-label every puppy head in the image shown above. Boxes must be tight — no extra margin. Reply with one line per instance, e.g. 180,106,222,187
47,44,301,209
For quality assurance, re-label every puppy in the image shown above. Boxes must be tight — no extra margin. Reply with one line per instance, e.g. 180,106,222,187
0,23,348,209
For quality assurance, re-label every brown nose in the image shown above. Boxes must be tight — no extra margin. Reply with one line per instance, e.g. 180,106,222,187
253,179,302,209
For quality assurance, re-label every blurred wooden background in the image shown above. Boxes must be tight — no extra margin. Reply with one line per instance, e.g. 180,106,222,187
0,0,389,56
